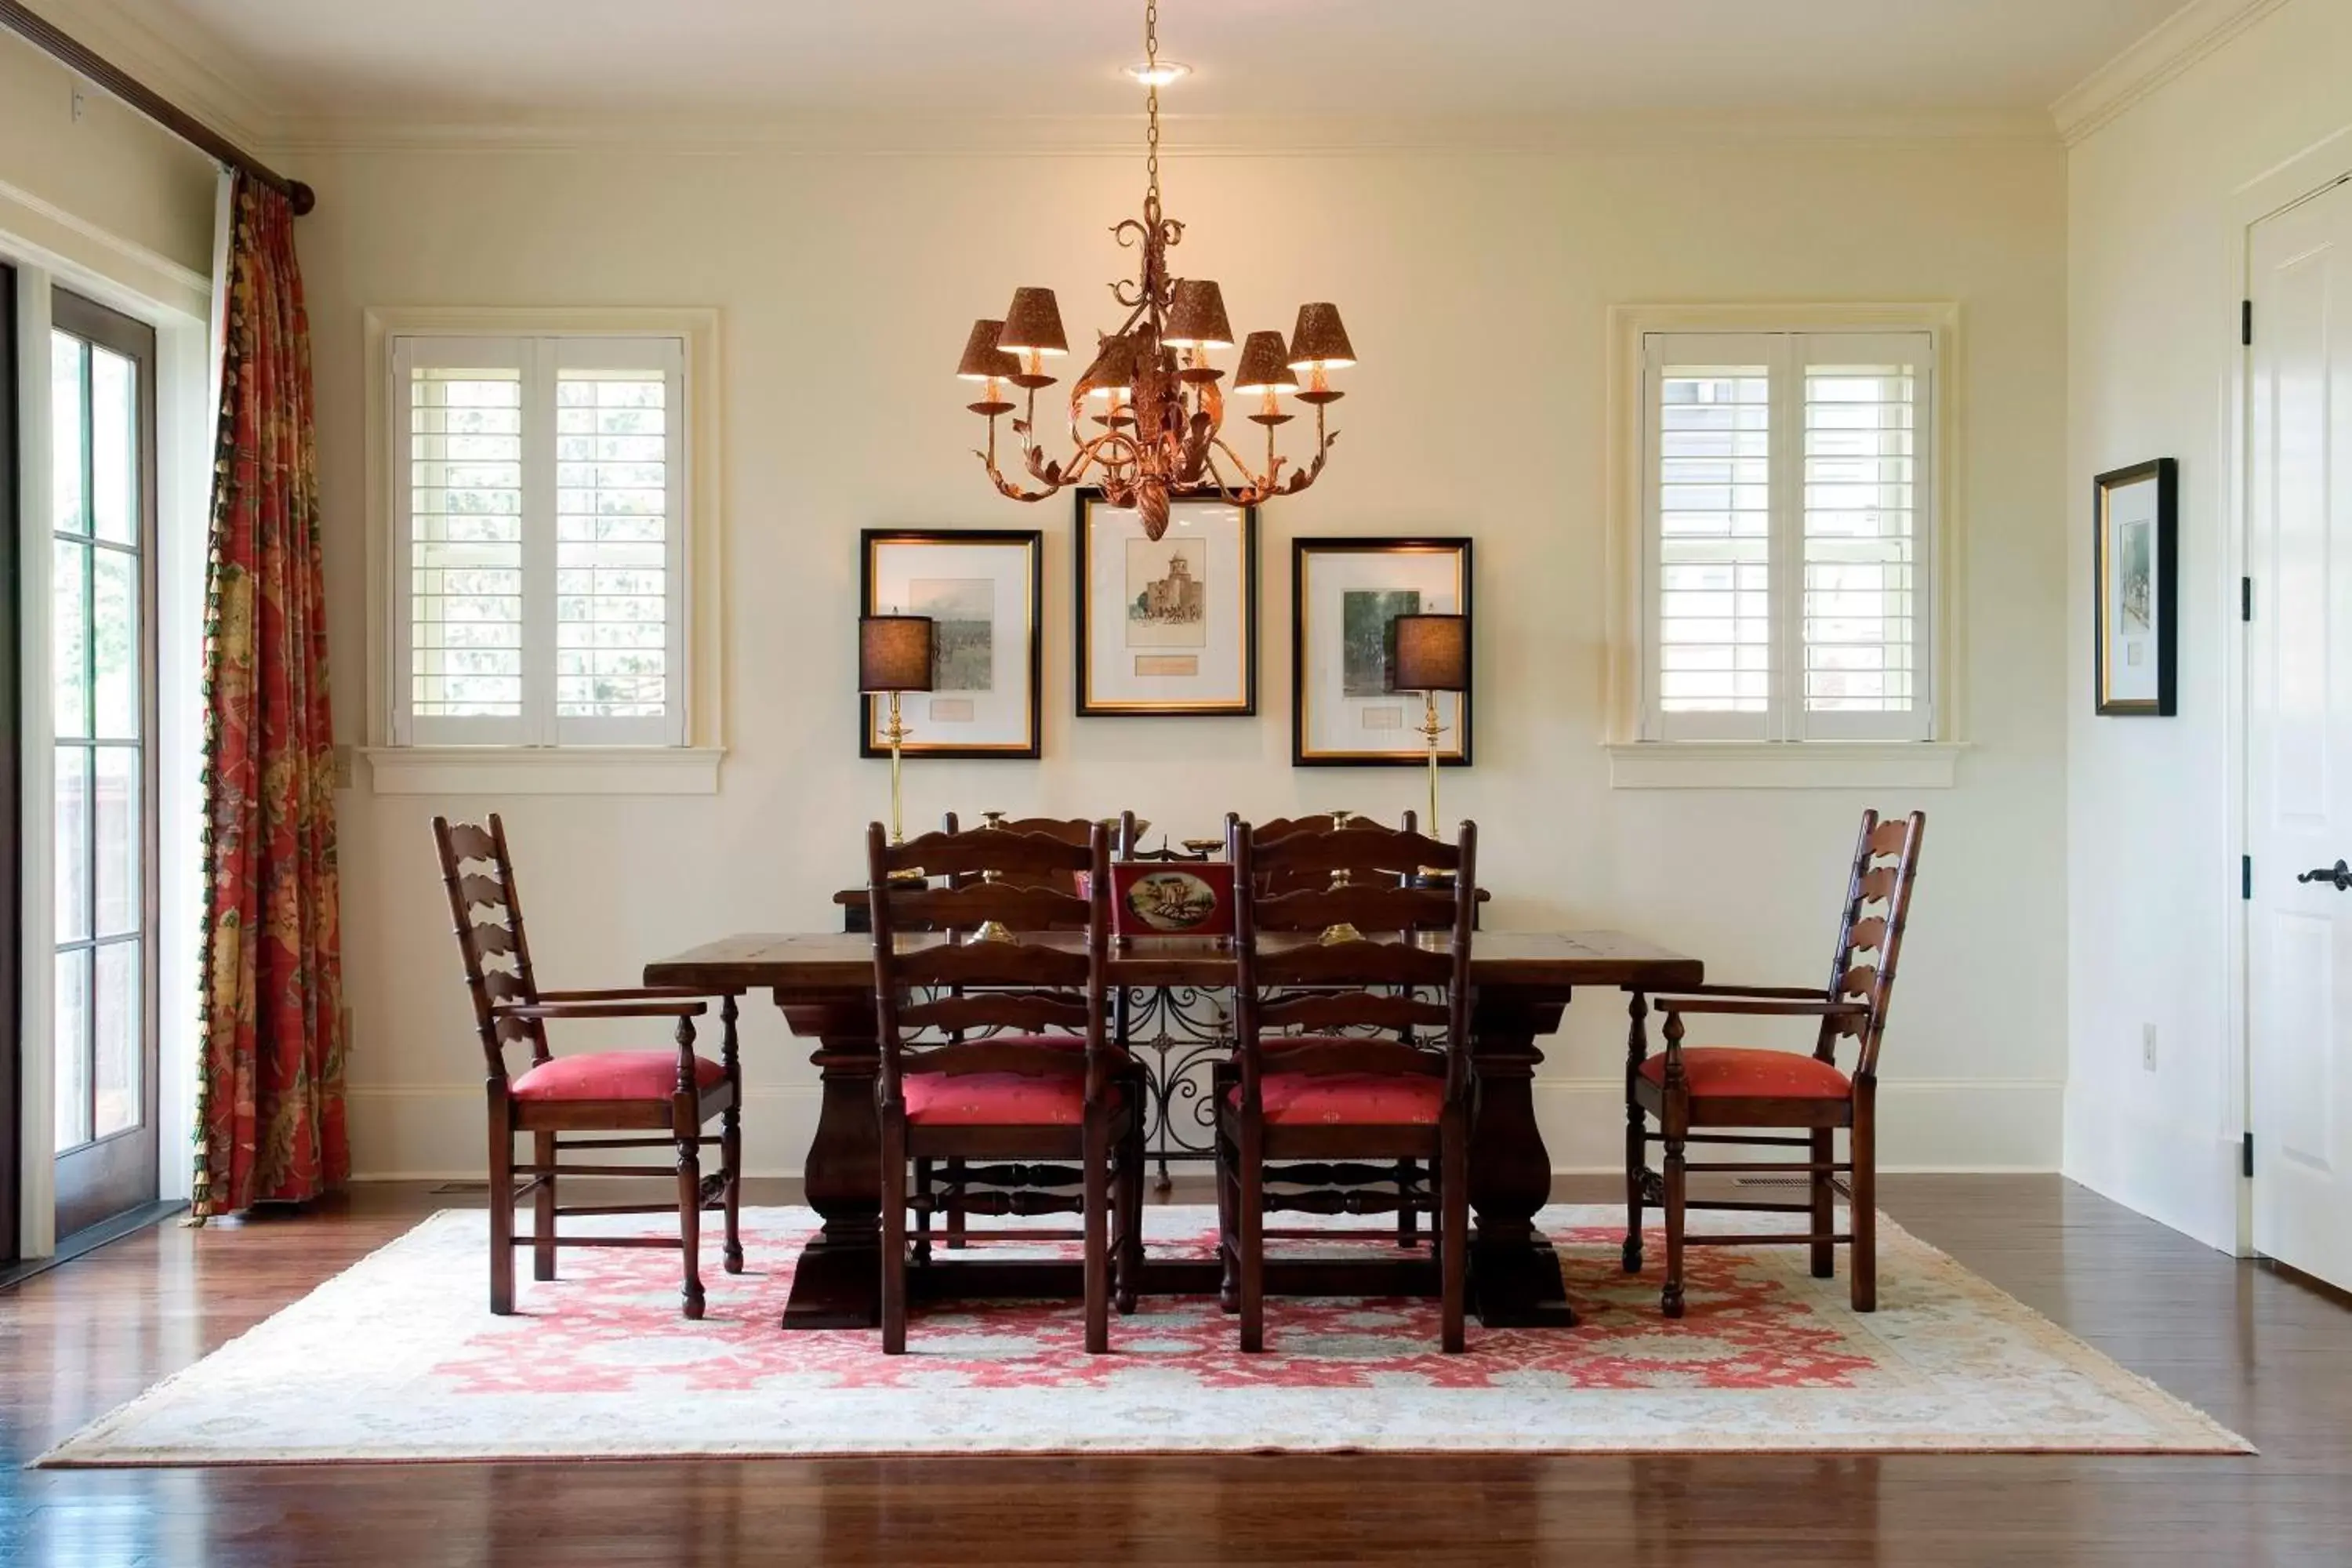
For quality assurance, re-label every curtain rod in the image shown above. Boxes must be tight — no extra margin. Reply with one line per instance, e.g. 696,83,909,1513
0,0,314,216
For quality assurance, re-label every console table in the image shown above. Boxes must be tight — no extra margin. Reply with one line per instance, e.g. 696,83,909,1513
646,929,1702,1331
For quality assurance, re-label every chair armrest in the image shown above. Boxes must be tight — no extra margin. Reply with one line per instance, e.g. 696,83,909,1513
1653,996,1868,1020
1657,983,1831,1000
534,986,724,1003
492,1000,708,1022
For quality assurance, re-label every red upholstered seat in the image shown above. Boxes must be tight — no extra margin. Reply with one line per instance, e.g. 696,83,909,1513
1639,1047,1852,1100
1230,1071,1445,1127
904,1069,1116,1126
510,1050,727,1102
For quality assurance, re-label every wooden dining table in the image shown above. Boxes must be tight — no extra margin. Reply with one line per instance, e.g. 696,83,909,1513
644,928,1703,1330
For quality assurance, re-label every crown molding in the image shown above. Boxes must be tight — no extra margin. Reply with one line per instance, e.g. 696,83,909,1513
14,0,286,152
2050,0,2292,147
273,105,2059,159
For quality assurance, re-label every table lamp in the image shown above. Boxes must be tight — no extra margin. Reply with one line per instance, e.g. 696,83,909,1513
859,615,935,851
1390,613,1469,835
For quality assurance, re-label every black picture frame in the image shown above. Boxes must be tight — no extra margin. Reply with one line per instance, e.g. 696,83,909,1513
1291,537,1474,767
2092,459,2178,717
1073,488,1259,717
858,528,1044,760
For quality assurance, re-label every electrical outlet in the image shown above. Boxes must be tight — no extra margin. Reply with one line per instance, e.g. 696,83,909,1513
71,87,85,123
2141,1023,2158,1073
332,744,356,789
340,1005,355,1053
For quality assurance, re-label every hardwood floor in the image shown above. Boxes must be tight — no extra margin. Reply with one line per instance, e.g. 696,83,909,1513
3,1174,2348,1566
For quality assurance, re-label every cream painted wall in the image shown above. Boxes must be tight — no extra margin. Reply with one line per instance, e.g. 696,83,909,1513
0,29,216,287
286,135,2071,1178
2065,0,2352,1250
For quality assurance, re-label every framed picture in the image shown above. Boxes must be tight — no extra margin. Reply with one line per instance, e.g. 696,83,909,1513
859,528,1042,758
1075,489,1258,716
2092,459,2177,717
1292,537,1473,766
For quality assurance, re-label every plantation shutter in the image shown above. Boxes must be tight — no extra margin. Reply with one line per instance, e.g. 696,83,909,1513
1641,329,1933,742
392,335,688,747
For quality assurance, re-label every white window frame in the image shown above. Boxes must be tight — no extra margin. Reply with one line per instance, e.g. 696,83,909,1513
1605,303,1966,789
363,308,723,795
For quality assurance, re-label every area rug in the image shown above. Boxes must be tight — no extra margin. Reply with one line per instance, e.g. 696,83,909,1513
36,1205,2249,1464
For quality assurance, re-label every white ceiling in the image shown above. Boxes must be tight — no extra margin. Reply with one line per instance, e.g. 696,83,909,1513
132,0,2187,132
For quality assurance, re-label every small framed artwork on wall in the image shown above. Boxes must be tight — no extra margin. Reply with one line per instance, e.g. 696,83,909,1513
2092,459,2177,717
859,528,1043,757
1075,488,1259,716
1292,537,1473,766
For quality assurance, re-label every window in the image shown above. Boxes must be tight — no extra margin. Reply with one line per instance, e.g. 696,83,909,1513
1639,328,1936,744
390,333,687,747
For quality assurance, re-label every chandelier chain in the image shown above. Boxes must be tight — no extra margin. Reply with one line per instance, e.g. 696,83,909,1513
1144,0,1160,221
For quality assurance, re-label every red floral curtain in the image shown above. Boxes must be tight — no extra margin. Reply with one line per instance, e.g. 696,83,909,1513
192,174,347,1217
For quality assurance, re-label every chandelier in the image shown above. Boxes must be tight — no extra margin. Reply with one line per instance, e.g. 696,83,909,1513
954,0,1354,542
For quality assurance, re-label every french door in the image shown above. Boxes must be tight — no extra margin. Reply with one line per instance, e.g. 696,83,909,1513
2246,172,2352,1294
48,289,159,1240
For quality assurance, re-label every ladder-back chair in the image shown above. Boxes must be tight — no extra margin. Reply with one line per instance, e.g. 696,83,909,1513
1625,809,1926,1316
868,820,1142,1353
916,811,1145,1263
1220,817,1477,1352
433,815,743,1319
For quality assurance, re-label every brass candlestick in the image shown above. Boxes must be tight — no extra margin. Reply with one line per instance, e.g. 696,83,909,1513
1417,689,1445,836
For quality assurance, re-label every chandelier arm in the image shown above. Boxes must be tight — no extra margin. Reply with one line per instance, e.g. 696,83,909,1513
1209,434,1282,495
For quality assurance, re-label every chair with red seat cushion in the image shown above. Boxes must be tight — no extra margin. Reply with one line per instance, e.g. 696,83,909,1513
434,815,744,1320
915,814,1149,1269
1626,809,1926,1318
868,819,1140,1354
1218,816,1478,1354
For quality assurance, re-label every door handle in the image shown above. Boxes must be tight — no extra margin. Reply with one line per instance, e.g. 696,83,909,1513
2296,860,2352,891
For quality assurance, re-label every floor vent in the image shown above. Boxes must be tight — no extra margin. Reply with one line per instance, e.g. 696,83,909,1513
1735,1175,1853,1197
431,1181,490,1195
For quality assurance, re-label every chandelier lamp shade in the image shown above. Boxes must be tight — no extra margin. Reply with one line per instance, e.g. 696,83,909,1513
956,0,1354,542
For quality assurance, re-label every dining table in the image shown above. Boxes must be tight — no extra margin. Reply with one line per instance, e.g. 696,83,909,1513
644,926,1703,1331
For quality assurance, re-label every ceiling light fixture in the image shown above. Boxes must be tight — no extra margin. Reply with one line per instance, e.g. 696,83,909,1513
958,0,1352,541
1124,60,1190,86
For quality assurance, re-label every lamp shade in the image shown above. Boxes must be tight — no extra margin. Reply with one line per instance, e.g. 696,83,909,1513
1163,279,1235,350
1390,613,1468,692
956,319,1020,381
1232,330,1299,395
1287,303,1357,370
1079,332,1137,397
859,615,935,692
997,287,1069,356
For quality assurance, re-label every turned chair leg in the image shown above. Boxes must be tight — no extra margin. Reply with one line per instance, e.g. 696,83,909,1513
1115,1112,1143,1316
913,1158,935,1266
674,1129,705,1322
1624,991,1649,1274
1397,1160,1419,1250
1083,1120,1112,1354
532,1131,557,1282
1440,1121,1468,1354
1214,1125,1240,1315
1624,1110,1648,1275
1661,1126,1688,1320
1850,1091,1878,1313
721,995,744,1276
1238,1123,1265,1353
488,1117,516,1316
943,1157,968,1250
880,1118,909,1354
1810,1127,1837,1279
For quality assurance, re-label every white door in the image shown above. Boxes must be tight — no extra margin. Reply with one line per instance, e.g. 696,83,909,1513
2248,172,2352,1292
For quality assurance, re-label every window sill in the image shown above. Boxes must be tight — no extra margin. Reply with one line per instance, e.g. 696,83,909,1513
1604,741,1965,791
361,746,724,797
